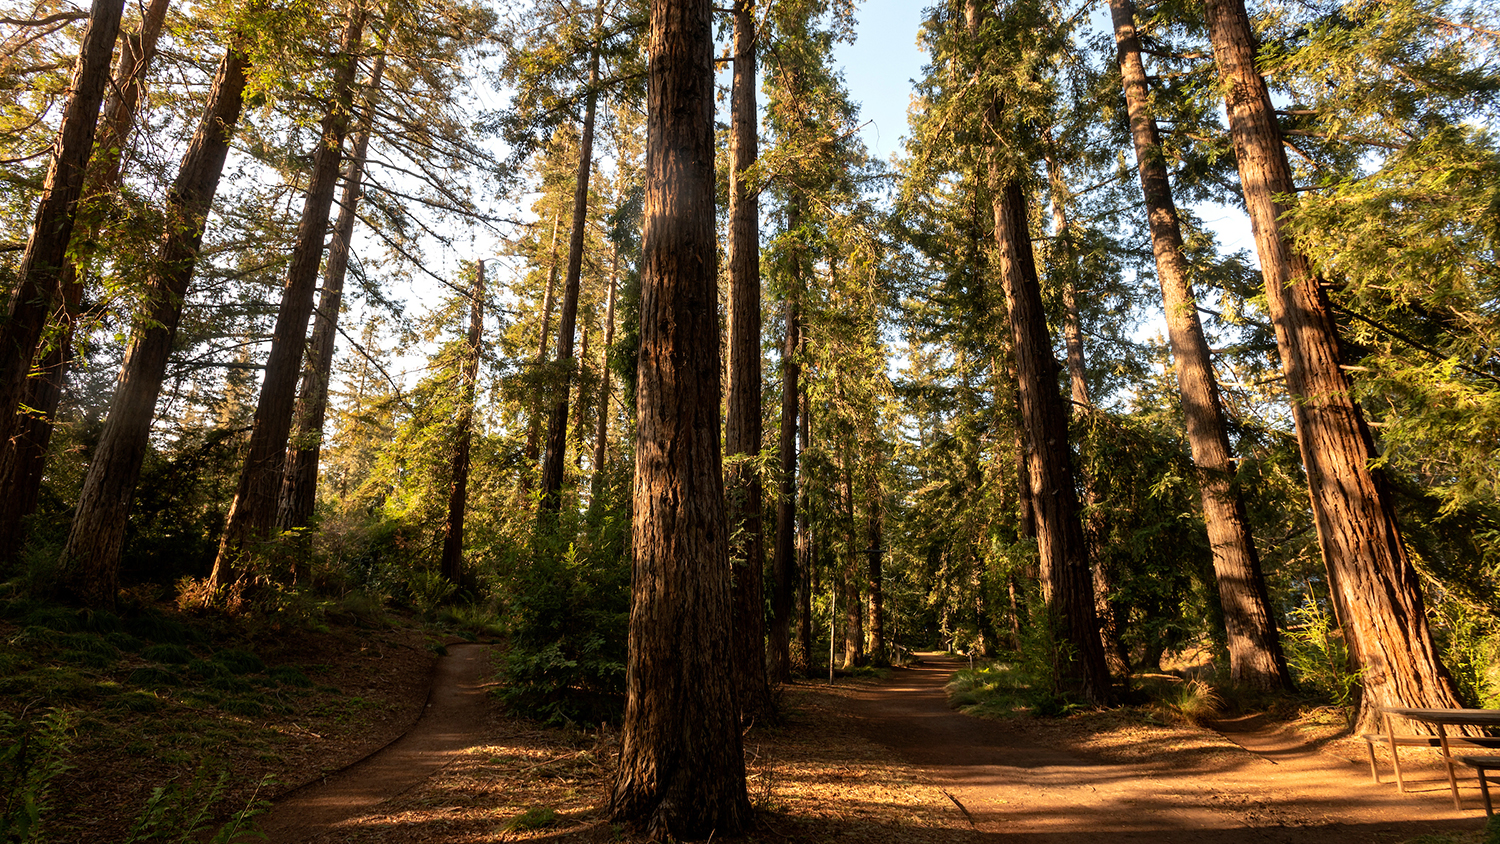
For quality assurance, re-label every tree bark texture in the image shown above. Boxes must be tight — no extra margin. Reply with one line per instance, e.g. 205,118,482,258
539,2,605,514
1112,0,1289,691
58,47,250,607
609,0,750,834
1204,0,1461,726
768,294,800,683
726,0,770,719
991,172,1111,703
213,5,367,586
0,0,127,459
278,45,388,533
0,0,168,563
441,260,484,585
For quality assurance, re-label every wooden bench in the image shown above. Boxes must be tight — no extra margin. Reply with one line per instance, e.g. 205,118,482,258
1457,756,1500,817
1360,733,1500,787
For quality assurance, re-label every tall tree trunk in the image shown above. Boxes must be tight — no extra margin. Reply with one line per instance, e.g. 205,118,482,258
58,47,250,608
1112,0,1289,691
968,0,1109,704
521,213,563,491
441,260,484,585
1044,150,1128,678
278,44,388,533
726,0,770,718
538,2,605,514
609,0,750,833
841,462,862,669
0,0,127,465
768,292,800,683
1204,0,1460,726
589,247,619,502
0,0,169,563
213,4,367,587
573,316,592,462
796,379,813,672
865,470,885,665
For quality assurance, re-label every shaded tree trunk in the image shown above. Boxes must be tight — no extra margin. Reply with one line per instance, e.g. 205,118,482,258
538,2,605,514
608,0,751,834
1204,0,1460,727
441,260,484,585
796,380,813,671
213,4,367,586
278,45,388,533
0,0,169,563
0,0,127,473
768,292,800,683
58,47,250,607
1112,0,1290,692
726,0,770,720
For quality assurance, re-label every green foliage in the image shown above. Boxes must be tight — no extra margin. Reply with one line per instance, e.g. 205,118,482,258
122,767,270,843
1282,596,1361,711
0,708,73,844
504,806,559,833
499,512,629,726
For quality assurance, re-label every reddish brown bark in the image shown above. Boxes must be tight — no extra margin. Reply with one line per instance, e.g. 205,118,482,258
1112,0,1289,691
213,5,367,586
278,46,387,533
0,0,127,460
726,0,771,719
58,47,250,607
608,0,750,834
1204,0,1460,726
588,248,618,501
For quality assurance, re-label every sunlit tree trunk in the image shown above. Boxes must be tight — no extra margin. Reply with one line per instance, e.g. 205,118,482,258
441,260,484,585
609,0,751,833
1204,0,1461,727
58,47,250,607
1112,0,1289,691
521,213,562,492
278,44,388,533
213,4,367,586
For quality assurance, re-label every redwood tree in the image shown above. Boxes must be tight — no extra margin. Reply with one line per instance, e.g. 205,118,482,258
725,0,771,718
58,46,251,607
1112,0,1291,691
213,4,368,586
440,260,485,585
608,0,751,834
1204,0,1462,727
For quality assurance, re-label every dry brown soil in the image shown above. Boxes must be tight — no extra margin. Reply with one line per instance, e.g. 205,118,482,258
238,651,1494,843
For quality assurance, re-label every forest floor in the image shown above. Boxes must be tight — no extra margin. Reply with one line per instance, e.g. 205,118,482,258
4,599,1494,843
249,649,1495,843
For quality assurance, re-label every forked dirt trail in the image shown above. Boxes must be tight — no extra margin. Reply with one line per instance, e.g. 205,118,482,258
842,655,1487,843
245,643,498,843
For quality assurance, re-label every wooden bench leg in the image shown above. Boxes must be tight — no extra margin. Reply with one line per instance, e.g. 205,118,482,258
1439,725,1461,810
1480,767,1495,818
1386,714,1408,793
1366,739,1380,784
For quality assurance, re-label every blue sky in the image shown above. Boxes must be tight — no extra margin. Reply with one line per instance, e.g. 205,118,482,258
832,0,930,164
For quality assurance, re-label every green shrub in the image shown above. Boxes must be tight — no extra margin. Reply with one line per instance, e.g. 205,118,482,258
1282,596,1361,710
0,708,74,843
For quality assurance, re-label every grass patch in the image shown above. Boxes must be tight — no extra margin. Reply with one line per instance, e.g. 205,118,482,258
505,805,560,832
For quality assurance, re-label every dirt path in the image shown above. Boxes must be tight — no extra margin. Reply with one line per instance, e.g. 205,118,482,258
242,643,498,843
841,655,1487,843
